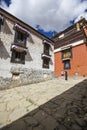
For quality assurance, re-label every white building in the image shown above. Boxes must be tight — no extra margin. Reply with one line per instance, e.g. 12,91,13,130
0,8,54,88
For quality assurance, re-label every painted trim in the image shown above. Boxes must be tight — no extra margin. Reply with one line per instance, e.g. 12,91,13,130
58,33,64,38
11,45,28,52
43,40,51,46
62,58,71,61
54,39,84,53
43,40,53,50
15,24,30,34
61,46,71,51
42,54,51,59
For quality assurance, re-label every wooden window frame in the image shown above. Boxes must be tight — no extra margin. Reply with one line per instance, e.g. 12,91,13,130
14,29,27,47
43,58,50,69
62,48,72,60
64,60,71,70
11,49,25,64
0,16,4,31
44,44,50,56
0,18,4,25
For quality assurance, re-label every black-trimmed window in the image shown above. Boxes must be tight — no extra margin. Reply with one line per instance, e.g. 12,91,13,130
44,44,50,55
43,58,50,69
14,30,27,47
0,17,4,25
42,41,51,69
11,50,25,64
64,60,71,70
62,48,72,60
11,25,28,64
0,15,4,31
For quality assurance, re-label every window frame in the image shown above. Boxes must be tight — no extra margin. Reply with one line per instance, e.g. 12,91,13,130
62,48,72,60
0,17,4,25
14,29,27,47
64,60,71,70
11,49,25,64
43,58,50,69
0,16,4,31
44,43,50,56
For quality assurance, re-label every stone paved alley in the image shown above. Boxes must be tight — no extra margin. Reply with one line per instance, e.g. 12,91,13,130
0,77,87,130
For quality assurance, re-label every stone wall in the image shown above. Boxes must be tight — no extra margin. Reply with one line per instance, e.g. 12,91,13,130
0,18,54,78
0,68,54,90
0,14,54,89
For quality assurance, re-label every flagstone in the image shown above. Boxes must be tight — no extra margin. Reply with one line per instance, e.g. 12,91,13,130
9,108,27,122
0,77,86,128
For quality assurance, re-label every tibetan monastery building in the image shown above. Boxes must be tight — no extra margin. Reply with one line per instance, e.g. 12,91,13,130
52,18,87,77
0,8,54,88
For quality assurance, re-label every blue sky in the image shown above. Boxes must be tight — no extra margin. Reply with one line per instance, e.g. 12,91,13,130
0,0,87,38
2,0,11,6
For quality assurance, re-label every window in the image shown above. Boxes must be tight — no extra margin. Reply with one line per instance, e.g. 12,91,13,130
42,40,51,69
43,58,50,68
17,31,24,41
62,48,72,60
44,44,50,55
11,50,25,64
0,15,4,31
11,24,28,64
14,30,27,47
64,60,71,70
0,15,4,25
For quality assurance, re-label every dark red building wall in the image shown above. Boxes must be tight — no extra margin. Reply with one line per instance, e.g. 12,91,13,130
54,43,87,77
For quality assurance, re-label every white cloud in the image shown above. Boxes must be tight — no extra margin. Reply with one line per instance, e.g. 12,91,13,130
0,0,8,9
0,0,87,32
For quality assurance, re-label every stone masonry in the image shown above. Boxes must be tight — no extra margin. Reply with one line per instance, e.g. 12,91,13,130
0,68,53,90
0,10,54,89
0,12,54,78
0,78,87,130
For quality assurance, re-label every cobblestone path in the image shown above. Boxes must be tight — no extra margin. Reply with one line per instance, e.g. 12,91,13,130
0,77,87,130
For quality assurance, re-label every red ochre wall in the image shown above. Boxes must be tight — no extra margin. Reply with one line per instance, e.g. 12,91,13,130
54,43,87,77
84,27,87,36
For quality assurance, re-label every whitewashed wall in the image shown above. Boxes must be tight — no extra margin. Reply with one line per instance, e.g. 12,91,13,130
0,18,54,78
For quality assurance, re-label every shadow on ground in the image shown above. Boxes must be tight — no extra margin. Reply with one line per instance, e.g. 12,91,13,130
0,79,87,130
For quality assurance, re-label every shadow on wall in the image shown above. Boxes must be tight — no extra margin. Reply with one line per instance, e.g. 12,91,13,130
50,58,53,65
0,41,10,59
27,34,35,44
0,79,87,130
3,20,13,35
25,50,33,61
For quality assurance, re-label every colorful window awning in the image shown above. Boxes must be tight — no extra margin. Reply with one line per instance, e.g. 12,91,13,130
11,44,28,52
14,24,30,35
